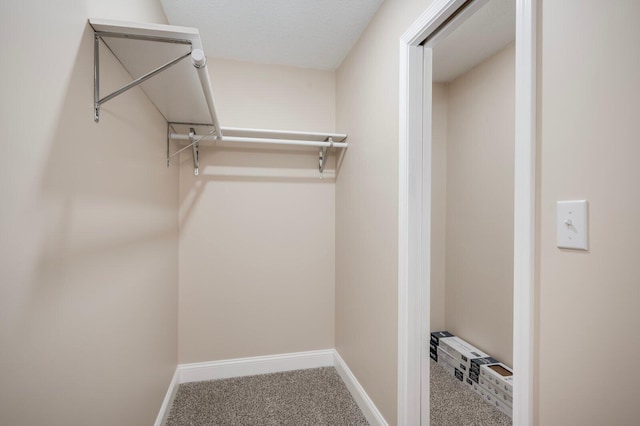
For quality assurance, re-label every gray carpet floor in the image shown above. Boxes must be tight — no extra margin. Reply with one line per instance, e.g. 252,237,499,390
166,367,369,426
167,362,511,425
430,360,512,426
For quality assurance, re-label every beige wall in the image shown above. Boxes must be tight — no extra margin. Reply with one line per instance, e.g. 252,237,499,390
0,1,178,426
430,83,448,332
335,0,435,423
178,59,336,363
538,1,640,424
208,58,336,131
338,0,640,422
4,1,636,424
444,43,515,367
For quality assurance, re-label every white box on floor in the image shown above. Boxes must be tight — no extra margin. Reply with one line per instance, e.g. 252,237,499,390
430,331,454,346
436,346,466,383
435,339,462,374
478,375,512,407
430,344,438,362
463,375,475,389
436,346,456,367
484,390,513,418
471,379,488,399
438,357,456,377
496,388,513,407
474,377,512,417
478,374,491,392
438,337,489,373
480,363,513,396
469,356,499,382
430,331,454,362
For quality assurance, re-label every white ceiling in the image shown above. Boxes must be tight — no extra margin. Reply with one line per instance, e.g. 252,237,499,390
432,0,515,83
159,0,385,70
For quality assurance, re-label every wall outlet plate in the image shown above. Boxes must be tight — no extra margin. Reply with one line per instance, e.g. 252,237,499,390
557,200,588,250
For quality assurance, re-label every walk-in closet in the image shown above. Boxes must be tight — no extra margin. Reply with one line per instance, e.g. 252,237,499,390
4,0,640,425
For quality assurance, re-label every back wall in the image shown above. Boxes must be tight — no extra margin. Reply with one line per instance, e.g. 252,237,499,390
444,43,515,367
178,58,337,363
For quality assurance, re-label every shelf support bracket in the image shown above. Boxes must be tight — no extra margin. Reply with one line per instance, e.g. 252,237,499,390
166,122,171,168
94,34,100,122
190,128,199,176
319,138,334,179
93,32,191,123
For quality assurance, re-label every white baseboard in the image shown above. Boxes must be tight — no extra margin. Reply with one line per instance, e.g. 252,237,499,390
334,351,388,426
178,349,335,383
154,367,179,426
156,349,386,426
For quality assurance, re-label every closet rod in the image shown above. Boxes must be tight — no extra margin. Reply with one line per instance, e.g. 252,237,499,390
170,133,348,148
191,49,223,139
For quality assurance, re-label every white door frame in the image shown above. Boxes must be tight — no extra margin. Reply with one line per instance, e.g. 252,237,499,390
397,0,537,425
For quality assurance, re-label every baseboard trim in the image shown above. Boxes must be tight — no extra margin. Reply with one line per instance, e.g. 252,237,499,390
156,349,386,426
178,349,335,384
154,367,179,426
334,351,388,426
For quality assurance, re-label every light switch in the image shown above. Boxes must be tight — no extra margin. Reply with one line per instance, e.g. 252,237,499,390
557,200,588,250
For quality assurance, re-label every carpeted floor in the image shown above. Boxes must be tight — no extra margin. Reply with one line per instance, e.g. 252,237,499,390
430,359,512,426
166,367,369,426
167,362,511,425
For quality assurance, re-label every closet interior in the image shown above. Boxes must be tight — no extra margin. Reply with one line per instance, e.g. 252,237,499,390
428,0,516,422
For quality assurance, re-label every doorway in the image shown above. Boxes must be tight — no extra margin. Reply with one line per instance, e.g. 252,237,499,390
397,0,536,425
430,0,515,423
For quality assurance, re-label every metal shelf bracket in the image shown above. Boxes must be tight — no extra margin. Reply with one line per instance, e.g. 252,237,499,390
190,128,199,176
93,31,192,123
318,138,334,179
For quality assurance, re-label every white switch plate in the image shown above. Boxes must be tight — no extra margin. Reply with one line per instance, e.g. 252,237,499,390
557,200,588,250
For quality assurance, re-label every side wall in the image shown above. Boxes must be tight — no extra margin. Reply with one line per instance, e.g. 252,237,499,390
0,1,179,426
444,43,515,366
430,83,448,332
538,1,640,424
178,59,336,363
335,0,435,423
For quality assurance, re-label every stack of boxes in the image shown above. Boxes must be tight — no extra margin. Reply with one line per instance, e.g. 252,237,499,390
430,331,513,418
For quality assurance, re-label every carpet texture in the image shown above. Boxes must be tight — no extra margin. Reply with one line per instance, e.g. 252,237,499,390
430,359,512,426
166,367,369,426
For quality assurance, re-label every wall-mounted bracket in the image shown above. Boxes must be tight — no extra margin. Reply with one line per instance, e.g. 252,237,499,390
93,31,192,123
189,128,199,176
318,138,334,179
166,124,216,170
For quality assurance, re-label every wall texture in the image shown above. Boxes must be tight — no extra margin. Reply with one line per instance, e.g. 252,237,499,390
335,0,435,423
178,59,336,363
444,43,515,367
0,1,178,426
538,1,640,424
